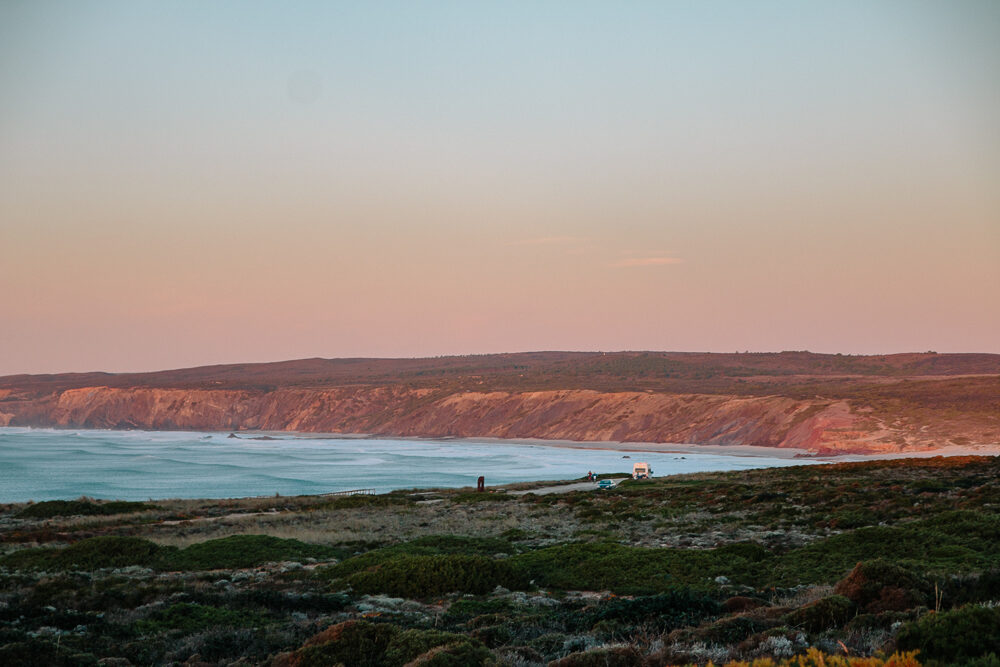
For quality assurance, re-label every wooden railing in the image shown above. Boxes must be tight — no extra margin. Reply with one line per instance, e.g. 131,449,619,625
322,488,376,497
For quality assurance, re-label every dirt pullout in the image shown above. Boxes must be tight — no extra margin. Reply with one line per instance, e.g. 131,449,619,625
3,385,996,454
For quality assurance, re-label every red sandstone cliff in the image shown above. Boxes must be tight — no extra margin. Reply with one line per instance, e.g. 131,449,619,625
1,384,995,454
3,353,998,454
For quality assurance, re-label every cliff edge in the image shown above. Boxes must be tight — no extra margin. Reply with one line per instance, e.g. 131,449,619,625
2,351,998,454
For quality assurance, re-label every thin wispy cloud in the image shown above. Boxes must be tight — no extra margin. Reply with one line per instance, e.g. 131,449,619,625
609,257,683,268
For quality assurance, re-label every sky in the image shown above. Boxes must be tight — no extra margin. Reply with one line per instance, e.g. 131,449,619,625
1,1,998,375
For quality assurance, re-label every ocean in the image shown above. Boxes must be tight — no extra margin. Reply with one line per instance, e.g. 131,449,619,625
0,427,829,502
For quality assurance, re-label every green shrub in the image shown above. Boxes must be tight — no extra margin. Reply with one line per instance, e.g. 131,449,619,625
772,512,1000,585
294,621,401,667
18,499,159,519
156,535,339,570
510,541,770,593
344,554,526,597
443,598,516,623
317,535,514,581
134,602,259,634
405,639,494,666
1,534,339,572
908,479,951,494
0,546,61,570
583,590,721,633
284,621,491,667
404,535,514,555
469,622,515,648
782,595,854,633
896,605,1000,661
830,509,880,529
944,569,1000,607
549,645,645,667
452,492,517,503
844,610,918,633
500,528,532,541
529,633,570,659
382,628,472,664
0,639,99,666
0,536,166,571
673,616,774,645
174,626,295,664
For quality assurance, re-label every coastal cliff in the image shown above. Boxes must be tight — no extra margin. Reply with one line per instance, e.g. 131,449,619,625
0,384,995,455
2,352,997,454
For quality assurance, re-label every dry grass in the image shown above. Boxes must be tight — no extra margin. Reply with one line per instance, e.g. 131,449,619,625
140,498,584,549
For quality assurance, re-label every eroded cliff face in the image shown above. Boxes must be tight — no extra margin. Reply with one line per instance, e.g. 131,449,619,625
3,385,989,454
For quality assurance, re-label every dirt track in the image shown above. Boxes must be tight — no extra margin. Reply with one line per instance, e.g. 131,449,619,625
509,479,617,495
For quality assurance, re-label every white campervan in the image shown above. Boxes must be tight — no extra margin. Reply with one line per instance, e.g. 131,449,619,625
632,462,652,479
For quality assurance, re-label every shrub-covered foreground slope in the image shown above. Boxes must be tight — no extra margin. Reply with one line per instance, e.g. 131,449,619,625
1,456,998,665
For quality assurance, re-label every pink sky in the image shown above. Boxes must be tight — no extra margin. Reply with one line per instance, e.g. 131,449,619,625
1,2,998,375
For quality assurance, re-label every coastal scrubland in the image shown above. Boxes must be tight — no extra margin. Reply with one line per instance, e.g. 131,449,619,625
1,455,998,665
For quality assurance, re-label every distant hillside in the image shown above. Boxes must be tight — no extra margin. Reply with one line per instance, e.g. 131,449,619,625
3,351,1000,392
1,352,998,454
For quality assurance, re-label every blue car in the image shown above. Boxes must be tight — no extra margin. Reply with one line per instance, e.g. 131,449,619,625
597,479,616,489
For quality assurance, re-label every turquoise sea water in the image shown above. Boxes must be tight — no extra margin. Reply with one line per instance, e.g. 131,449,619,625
0,427,829,502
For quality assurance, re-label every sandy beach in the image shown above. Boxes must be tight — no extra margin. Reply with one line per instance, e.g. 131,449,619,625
238,430,999,462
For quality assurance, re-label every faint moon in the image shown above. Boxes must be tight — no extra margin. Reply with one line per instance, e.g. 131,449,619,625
287,70,322,104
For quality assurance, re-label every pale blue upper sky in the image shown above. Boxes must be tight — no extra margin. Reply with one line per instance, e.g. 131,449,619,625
1,2,998,373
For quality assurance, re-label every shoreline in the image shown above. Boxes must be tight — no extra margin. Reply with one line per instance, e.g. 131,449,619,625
230,430,1000,462
222,430,816,459
1,426,997,504
5,425,998,462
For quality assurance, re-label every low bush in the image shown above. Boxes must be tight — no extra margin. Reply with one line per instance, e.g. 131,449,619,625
529,632,570,658
285,620,400,667
404,535,514,555
451,492,517,503
583,590,722,634
723,596,767,613
960,655,1000,667
833,560,929,613
156,534,339,570
0,536,166,571
895,605,1000,662
185,588,350,614
133,602,259,634
941,569,1000,608
317,535,514,581
274,620,492,667
510,541,770,593
468,621,515,648
320,494,412,510
683,616,774,645
1,534,338,572
404,638,494,666
549,645,646,667
343,554,526,597
772,511,1000,585
18,499,159,519
782,595,855,633
0,638,99,667
829,509,881,529
443,597,516,623
167,626,299,665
